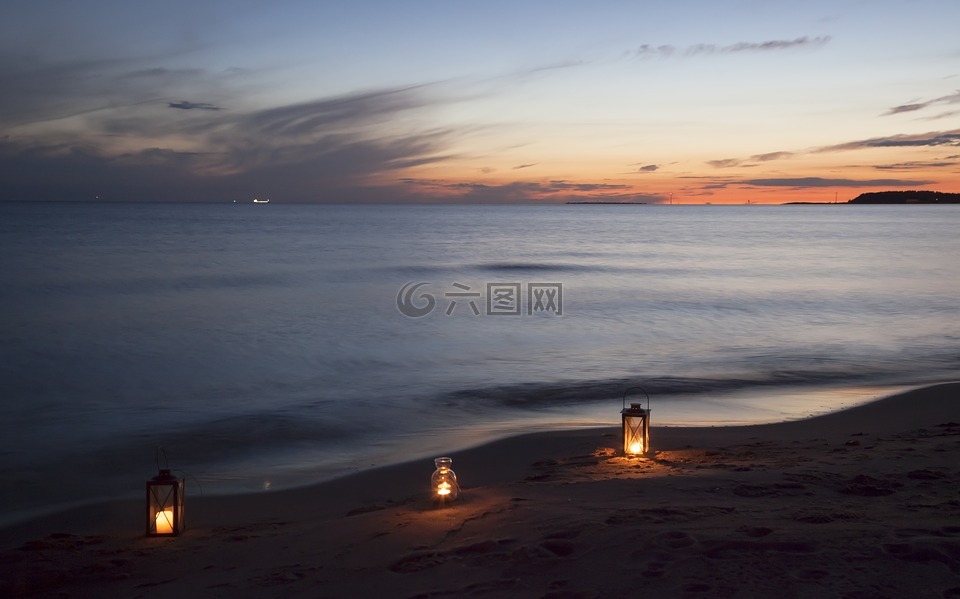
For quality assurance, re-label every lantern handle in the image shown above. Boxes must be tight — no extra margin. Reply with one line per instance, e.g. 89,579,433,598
622,386,650,411
156,446,170,473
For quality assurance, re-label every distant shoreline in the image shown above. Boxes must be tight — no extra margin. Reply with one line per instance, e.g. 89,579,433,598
567,190,960,206
791,190,960,205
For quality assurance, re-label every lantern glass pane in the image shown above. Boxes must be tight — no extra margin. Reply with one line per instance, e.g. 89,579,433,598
623,416,644,455
146,479,184,536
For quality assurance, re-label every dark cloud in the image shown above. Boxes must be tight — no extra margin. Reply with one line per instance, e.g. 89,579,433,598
169,101,221,111
741,177,933,188
886,102,928,115
818,130,960,151
884,90,960,116
512,163,537,170
0,54,221,129
636,164,658,172
631,36,829,60
0,77,465,202
0,124,455,202
0,141,216,202
225,85,435,140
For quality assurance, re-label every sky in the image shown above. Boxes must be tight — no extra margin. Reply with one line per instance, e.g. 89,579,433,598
1,0,959,204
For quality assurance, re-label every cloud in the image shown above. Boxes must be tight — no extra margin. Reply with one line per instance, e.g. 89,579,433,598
632,45,677,59
750,151,794,162
512,163,537,170
817,130,960,151
168,101,221,111
223,86,434,140
0,127,456,202
544,180,630,192
636,164,658,172
631,36,830,60
0,81,461,202
0,53,224,129
921,109,960,121
687,36,831,56
705,153,791,170
707,158,741,168
403,178,665,204
873,160,958,170
740,177,933,188
886,102,928,115
884,90,960,116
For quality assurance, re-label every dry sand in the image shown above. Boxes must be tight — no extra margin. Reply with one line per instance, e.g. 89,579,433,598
3,383,960,598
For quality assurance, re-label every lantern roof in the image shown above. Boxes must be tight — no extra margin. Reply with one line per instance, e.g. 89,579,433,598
151,468,178,482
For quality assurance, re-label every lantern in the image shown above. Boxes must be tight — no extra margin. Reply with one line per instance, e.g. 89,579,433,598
146,453,185,536
431,457,460,502
621,387,651,457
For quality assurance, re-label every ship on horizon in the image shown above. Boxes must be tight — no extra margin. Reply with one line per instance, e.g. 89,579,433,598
253,198,270,204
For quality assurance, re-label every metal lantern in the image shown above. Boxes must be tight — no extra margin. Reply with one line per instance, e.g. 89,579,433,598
621,387,651,457
146,450,185,536
431,456,461,502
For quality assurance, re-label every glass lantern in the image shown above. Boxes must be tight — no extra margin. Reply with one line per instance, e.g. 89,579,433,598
146,468,185,536
431,457,460,502
621,387,651,457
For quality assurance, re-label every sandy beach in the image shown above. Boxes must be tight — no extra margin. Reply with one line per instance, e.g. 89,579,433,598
3,382,960,598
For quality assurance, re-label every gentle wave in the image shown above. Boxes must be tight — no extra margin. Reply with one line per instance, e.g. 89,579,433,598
437,367,953,410
477,261,601,272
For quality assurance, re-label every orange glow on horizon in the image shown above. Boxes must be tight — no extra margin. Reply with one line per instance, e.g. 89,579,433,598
392,144,960,205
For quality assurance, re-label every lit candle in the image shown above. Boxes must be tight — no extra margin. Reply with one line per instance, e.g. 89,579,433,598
431,456,460,502
629,441,642,455
155,509,174,534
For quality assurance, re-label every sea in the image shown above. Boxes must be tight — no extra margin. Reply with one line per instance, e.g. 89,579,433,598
2,202,959,526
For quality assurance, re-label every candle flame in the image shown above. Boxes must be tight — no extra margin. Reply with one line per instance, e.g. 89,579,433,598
628,441,642,455
437,482,452,496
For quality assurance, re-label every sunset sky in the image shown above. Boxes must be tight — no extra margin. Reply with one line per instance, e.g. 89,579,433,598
2,0,958,204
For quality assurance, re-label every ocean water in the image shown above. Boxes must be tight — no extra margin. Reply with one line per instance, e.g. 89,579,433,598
2,202,959,524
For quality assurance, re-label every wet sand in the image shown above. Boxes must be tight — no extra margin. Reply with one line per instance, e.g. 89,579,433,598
3,383,960,598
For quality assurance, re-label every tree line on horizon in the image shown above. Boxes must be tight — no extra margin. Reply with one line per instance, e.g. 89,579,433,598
848,190,960,204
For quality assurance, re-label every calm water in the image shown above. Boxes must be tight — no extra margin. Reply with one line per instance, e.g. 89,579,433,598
2,202,959,524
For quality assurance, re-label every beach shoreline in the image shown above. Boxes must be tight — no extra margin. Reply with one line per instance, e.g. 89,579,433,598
4,382,960,597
